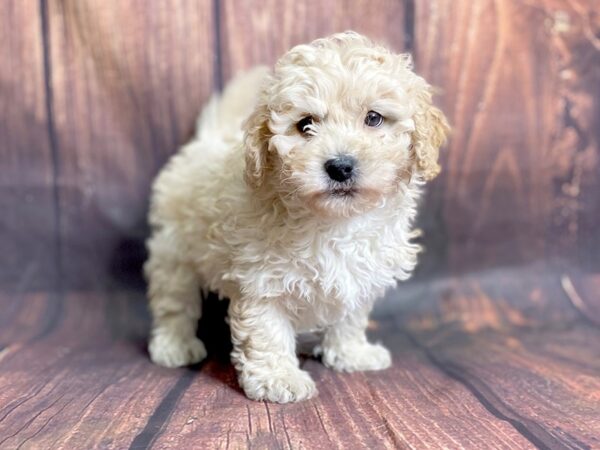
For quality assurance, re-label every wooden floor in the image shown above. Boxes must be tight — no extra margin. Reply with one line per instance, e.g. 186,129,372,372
0,265,598,449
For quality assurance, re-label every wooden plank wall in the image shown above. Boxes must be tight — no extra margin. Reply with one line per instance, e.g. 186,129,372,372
0,1,59,291
1,0,598,291
417,0,600,273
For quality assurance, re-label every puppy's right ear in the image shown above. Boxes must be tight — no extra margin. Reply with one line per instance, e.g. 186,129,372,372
243,101,271,189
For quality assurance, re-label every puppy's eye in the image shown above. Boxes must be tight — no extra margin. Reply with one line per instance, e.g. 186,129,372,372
296,116,314,135
365,111,384,127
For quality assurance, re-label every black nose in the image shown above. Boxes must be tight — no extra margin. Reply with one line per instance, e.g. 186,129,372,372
324,156,356,182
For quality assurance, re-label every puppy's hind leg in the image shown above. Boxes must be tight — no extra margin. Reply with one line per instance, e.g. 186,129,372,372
145,232,206,368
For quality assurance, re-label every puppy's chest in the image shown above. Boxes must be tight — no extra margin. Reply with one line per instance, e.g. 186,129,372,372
283,233,402,316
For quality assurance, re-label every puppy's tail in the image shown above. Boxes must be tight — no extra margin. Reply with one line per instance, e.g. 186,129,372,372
195,66,270,142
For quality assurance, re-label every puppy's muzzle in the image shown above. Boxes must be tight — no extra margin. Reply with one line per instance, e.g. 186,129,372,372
324,155,356,182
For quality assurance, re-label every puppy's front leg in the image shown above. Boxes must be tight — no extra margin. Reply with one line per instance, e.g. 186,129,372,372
318,305,392,372
229,299,317,403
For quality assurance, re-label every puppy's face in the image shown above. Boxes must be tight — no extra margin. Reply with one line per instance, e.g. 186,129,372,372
245,32,449,218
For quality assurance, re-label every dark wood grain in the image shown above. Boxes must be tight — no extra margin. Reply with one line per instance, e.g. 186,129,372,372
1,268,599,448
397,268,600,449
0,291,523,449
0,290,165,449
45,0,216,288
150,328,536,449
414,0,600,273
1,0,598,288
0,1,58,291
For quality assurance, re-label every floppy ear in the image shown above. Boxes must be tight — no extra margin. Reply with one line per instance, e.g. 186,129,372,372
411,87,450,181
243,101,272,188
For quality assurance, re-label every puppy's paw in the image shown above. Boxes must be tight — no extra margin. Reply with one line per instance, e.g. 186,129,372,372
241,365,317,403
149,332,207,368
321,342,391,372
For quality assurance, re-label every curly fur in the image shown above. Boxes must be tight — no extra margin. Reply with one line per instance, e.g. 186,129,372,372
145,32,449,403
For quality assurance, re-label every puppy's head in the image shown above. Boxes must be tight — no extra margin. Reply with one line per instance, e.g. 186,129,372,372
244,31,449,218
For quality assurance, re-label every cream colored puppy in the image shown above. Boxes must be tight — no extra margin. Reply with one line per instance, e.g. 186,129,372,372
145,32,449,403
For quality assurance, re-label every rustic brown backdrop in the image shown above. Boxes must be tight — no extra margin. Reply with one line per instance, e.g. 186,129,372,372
1,1,599,448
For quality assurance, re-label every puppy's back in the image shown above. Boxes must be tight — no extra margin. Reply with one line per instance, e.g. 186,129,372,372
148,68,267,237
195,66,270,143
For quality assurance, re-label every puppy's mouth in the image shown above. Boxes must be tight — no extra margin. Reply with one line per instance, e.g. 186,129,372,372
329,186,357,197
304,183,385,218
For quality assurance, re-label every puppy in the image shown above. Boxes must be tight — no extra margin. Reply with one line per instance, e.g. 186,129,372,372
145,32,449,403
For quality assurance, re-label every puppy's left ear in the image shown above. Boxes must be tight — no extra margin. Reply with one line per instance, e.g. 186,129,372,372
411,86,450,181
243,101,271,189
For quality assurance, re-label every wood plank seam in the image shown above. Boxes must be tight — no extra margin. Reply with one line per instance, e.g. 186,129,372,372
403,0,415,56
35,0,65,344
39,0,63,295
213,0,224,91
401,329,562,450
128,368,199,449
128,2,223,445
